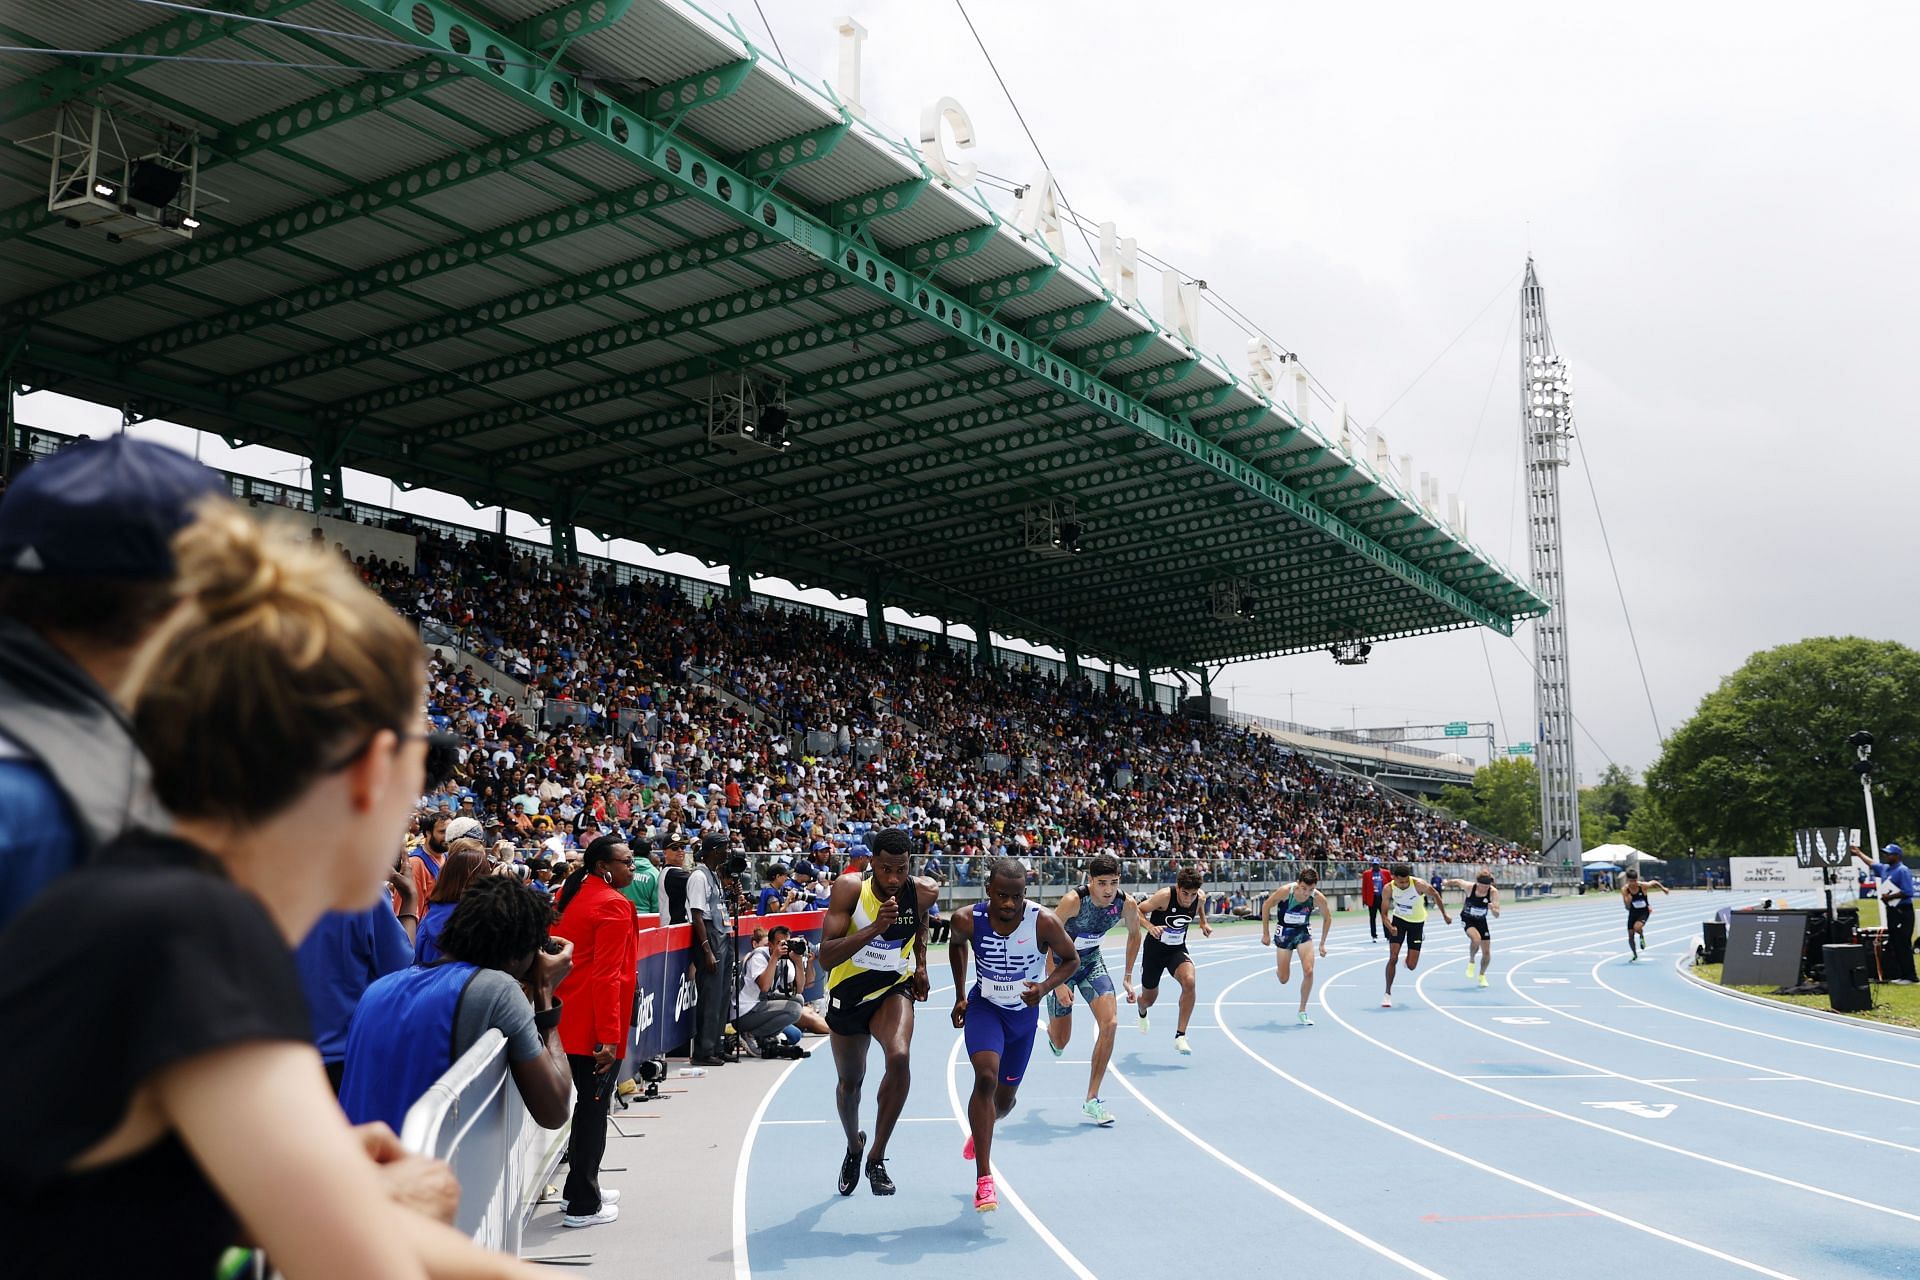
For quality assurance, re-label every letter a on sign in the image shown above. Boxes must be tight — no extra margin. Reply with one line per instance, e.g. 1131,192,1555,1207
1016,171,1066,255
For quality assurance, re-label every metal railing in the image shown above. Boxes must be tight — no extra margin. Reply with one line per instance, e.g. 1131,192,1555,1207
399,1031,568,1257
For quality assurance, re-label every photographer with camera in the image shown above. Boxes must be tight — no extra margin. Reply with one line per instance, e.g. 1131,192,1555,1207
734,925,811,1059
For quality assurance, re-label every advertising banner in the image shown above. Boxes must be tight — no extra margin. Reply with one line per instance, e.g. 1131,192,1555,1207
1729,857,1827,893
629,909,830,1059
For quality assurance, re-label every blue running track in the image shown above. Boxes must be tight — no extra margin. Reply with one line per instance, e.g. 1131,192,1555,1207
735,893,1920,1279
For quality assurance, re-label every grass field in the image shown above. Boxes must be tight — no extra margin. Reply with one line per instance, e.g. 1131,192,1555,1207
1692,961,1920,1029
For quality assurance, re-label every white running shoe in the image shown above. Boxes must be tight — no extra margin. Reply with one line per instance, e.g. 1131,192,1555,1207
1137,1011,1150,1033
1296,1011,1314,1026
1381,995,1393,1008
1173,1033,1192,1055
1082,1098,1116,1126
562,1205,619,1229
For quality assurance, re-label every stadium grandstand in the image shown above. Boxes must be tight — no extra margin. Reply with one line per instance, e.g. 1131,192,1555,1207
14,6,1898,1280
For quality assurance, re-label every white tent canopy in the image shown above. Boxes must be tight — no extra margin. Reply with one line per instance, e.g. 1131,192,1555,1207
1583,842,1665,865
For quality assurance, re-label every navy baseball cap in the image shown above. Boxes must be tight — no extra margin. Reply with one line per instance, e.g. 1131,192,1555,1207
0,436,225,577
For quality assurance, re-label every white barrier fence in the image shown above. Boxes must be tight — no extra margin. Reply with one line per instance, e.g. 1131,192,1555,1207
400,1030,570,1255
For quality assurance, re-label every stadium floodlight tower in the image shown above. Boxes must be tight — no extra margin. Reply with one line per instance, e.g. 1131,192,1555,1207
1520,259,1580,865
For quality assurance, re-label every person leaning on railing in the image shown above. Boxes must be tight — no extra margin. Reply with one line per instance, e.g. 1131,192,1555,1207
0,498,547,1278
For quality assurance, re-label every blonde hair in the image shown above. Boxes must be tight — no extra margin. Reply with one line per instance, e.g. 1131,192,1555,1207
132,500,422,824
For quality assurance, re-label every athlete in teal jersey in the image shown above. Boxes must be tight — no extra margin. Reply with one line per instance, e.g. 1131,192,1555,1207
1043,852,1143,1126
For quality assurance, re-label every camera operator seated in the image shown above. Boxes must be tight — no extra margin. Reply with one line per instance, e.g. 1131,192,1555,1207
734,925,815,1057
340,877,576,1133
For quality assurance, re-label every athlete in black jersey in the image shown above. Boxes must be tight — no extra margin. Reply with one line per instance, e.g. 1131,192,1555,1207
1620,867,1669,962
1127,867,1210,1054
1443,871,1501,986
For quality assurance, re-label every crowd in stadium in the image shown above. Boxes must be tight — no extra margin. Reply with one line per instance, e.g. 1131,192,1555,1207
348,525,1529,883
0,436,1528,1277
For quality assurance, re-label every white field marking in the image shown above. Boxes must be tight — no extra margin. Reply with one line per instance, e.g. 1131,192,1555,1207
1488,947,1920,1106
1453,946,1920,1153
1612,949,1920,1056
732,1055,808,1280
1585,1101,1676,1120
1348,961,1920,1220
1216,971,1802,1280
1459,1073,1618,1080
1103,1064,1449,1279
943,1035,1098,1280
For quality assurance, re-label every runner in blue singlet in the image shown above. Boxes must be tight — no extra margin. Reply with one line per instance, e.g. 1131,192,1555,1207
949,859,1078,1214
1043,852,1143,1126
1259,865,1331,1025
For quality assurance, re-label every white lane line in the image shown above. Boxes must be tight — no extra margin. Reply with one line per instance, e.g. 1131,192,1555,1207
1414,953,1920,1159
1600,951,1920,1060
1215,970,1801,1280
1104,1062,1449,1279
731,1055,807,1280
1328,962,1920,1225
943,1035,1098,1280
1459,1074,1618,1080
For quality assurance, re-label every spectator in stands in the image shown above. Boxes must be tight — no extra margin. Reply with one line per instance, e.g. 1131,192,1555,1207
0,499,543,1277
758,864,796,915
296,859,421,1092
341,877,575,1132
690,832,739,1064
550,836,640,1228
409,813,451,911
0,436,224,928
735,925,810,1058
414,840,493,966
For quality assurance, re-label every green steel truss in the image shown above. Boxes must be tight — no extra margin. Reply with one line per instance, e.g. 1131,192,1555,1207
0,0,1544,669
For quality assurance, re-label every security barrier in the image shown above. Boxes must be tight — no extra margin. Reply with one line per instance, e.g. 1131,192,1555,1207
399,1030,569,1255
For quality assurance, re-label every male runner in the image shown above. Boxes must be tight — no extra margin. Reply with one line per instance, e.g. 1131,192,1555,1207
1259,865,1331,1025
1620,867,1669,962
1443,871,1501,986
1044,852,1144,1125
818,828,940,1196
951,859,1079,1213
1381,862,1450,1007
1128,867,1211,1054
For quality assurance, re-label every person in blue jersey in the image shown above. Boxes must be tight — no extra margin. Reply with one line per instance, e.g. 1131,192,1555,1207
341,876,575,1137
1259,865,1332,1025
1042,852,1144,1125
295,862,419,1093
1127,866,1212,1054
412,842,491,966
949,859,1078,1213
1619,867,1669,963
1443,871,1502,985
1381,862,1450,1008
818,828,940,1197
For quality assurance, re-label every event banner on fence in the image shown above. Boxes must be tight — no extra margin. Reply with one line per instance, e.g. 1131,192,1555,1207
1729,857,1829,893
628,910,829,1059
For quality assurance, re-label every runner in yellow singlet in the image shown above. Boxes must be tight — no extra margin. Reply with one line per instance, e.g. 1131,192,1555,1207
818,829,939,1197
1381,861,1449,1008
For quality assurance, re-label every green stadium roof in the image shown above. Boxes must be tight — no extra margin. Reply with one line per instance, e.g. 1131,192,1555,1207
0,0,1546,671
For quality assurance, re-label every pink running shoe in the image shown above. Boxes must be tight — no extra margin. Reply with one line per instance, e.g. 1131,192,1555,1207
975,1175,998,1213
962,1134,975,1161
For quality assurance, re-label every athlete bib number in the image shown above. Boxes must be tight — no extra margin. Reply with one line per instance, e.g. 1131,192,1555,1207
1282,909,1309,926
979,977,1031,1009
856,938,911,973
1074,934,1104,952
1159,926,1188,947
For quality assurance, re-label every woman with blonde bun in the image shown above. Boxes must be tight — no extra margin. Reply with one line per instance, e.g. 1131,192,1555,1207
0,500,545,1280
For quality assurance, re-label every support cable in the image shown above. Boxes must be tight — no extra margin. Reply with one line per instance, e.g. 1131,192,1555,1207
1573,430,1665,745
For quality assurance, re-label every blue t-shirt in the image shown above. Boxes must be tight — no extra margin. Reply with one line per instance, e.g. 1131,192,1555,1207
1877,860,1915,903
757,885,787,916
294,903,415,1063
0,759,84,932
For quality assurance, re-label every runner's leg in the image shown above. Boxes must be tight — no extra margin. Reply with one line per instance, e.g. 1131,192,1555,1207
1046,982,1075,1054
1086,991,1118,1100
1384,938,1403,994
865,994,915,1169
829,1032,869,1151
1297,947,1316,1013
1275,946,1293,987
1173,958,1197,1035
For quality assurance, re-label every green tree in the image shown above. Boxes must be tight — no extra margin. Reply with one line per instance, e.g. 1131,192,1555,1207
1644,637,1920,858
1580,763,1643,849
1439,757,1539,847
1620,793,1686,859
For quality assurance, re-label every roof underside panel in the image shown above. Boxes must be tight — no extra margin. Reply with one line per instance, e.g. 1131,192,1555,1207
0,0,1544,668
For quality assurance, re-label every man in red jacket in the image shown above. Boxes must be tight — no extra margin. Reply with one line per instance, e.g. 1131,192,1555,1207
551,836,639,1228
1360,861,1389,942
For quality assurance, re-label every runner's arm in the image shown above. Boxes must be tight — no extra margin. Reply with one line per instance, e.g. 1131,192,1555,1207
1035,912,1081,999
1197,892,1212,937
1424,881,1451,923
816,877,875,970
1315,891,1332,945
1259,888,1283,943
912,877,937,997
1490,887,1502,917
947,908,972,1020
1054,888,1081,927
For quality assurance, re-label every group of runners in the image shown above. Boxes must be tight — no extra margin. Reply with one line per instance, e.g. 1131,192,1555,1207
813,833,1669,1212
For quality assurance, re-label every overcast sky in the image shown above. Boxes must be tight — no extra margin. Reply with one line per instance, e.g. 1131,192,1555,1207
25,0,1917,779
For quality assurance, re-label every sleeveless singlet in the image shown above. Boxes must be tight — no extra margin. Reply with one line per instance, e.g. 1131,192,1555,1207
1388,881,1428,923
1277,888,1316,929
1626,887,1650,911
1148,890,1196,947
970,901,1046,1010
1065,884,1127,952
1461,884,1493,924
827,876,920,1010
